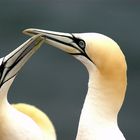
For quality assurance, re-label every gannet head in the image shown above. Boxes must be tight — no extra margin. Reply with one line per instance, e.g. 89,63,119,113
23,29,127,79
23,29,127,113
0,34,44,101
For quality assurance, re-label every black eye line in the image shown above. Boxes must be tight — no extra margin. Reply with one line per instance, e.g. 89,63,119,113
69,51,93,63
0,57,6,87
70,34,93,63
71,34,86,50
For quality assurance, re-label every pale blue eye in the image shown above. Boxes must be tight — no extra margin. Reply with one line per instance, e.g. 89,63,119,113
79,40,85,49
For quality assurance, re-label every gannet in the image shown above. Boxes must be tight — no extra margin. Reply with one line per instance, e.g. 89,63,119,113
0,34,56,140
24,28,127,140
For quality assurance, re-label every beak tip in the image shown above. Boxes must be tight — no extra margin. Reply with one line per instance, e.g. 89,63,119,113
22,28,28,34
22,28,35,35
23,28,47,41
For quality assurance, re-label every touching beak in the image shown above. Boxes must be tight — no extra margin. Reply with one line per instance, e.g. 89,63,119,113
0,34,44,87
23,28,91,61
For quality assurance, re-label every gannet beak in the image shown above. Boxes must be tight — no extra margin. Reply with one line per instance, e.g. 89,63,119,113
23,28,91,61
0,34,44,87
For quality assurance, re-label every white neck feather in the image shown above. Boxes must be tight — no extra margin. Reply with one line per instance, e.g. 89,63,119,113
0,78,46,140
75,62,126,140
0,78,15,109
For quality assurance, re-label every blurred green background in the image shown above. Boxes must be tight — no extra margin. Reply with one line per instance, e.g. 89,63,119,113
0,0,139,139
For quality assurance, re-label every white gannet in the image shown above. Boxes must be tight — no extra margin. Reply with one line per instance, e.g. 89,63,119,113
24,28,127,140
0,34,56,140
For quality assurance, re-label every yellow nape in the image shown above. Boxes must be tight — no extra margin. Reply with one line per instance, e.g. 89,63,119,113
12,103,56,140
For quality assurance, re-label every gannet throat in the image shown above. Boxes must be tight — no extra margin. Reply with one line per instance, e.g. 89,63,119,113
24,28,127,140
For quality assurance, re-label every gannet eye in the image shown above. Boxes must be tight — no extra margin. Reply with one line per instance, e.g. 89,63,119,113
79,40,85,49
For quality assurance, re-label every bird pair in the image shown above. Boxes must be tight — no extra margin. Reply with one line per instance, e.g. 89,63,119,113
0,28,127,140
